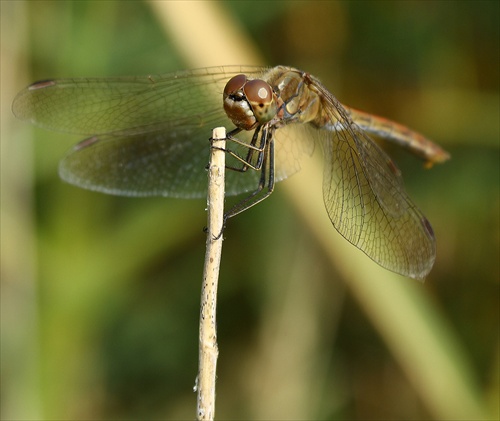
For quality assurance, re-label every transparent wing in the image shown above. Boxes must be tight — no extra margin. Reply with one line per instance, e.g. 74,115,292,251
13,66,314,197
12,66,265,135
273,123,316,182
314,83,435,279
58,120,316,198
59,121,221,198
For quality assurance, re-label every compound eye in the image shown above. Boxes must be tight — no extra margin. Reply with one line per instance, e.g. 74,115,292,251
244,79,273,105
224,74,247,97
243,79,277,123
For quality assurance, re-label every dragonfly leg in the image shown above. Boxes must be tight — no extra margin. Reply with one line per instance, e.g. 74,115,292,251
212,127,275,240
211,127,268,172
229,125,269,172
224,135,275,221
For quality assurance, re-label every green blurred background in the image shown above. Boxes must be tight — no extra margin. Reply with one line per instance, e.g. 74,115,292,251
1,1,498,419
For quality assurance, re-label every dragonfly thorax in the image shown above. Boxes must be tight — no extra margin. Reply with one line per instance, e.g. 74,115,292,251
271,69,322,126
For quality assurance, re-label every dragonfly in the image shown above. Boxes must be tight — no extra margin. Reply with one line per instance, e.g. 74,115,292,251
12,65,449,280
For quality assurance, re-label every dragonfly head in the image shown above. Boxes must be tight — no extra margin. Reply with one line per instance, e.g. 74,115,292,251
223,74,279,131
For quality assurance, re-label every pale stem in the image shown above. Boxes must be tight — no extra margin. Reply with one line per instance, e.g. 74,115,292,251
196,127,226,420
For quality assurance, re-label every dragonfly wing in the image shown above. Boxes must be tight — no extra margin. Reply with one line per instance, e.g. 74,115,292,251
13,66,273,197
12,66,267,135
317,91,436,279
273,123,316,182
60,117,268,198
60,125,210,198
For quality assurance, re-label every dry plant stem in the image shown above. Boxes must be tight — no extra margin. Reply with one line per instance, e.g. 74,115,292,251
197,127,226,420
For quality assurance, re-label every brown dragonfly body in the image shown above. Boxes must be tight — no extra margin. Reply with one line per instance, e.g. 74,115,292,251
13,65,449,279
